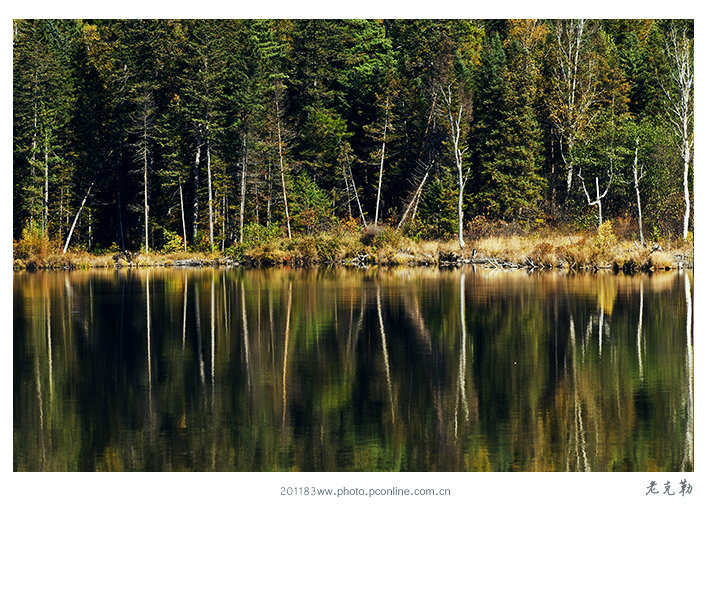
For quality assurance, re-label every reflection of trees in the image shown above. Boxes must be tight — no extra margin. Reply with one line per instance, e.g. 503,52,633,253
13,268,693,471
683,271,693,471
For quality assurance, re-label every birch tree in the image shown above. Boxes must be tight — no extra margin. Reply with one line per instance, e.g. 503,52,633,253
632,136,647,245
578,158,613,229
548,19,602,203
661,25,693,240
441,84,470,249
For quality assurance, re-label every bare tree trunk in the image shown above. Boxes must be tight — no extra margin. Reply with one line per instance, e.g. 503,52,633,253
117,183,125,252
43,133,49,235
274,87,292,239
633,137,645,245
267,162,273,225
192,144,201,244
347,160,366,225
63,183,93,254
442,86,469,250
222,180,227,250
143,122,149,253
662,26,693,240
397,163,433,230
342,162,353,219
239,135,248,243
59,188,64,240
565,137,575,198
88,209,93,251
207,137,214,252
31,72,38,227
374,97,389,226
578,160,613,229
683,138,691,240
178,176,187,251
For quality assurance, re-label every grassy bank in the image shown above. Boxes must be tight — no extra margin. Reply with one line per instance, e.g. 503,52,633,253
13,222,693,272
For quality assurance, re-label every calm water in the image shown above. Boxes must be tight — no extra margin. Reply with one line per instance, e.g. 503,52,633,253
13,267,693,471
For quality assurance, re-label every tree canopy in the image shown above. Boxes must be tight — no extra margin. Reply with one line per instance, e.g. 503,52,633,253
13,19,693,252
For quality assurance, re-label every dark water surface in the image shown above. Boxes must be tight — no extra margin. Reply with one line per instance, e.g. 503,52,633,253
13,267,693,471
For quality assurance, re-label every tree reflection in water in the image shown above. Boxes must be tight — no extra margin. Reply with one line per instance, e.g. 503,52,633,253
13,267,693,471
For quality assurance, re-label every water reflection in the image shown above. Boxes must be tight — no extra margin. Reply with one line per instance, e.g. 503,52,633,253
13,267,693,471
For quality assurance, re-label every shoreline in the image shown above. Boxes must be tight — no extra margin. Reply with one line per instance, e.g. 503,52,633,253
13,230,694,274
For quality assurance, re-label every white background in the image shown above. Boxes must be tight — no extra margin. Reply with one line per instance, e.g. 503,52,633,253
3,3,704,589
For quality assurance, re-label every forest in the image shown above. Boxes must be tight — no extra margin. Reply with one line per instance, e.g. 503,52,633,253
12,19,694,261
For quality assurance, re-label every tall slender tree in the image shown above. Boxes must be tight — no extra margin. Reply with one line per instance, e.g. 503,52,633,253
661,24,693,240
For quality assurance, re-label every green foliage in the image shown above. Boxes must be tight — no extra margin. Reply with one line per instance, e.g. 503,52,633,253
399,217,426,241
160,227,185,254
418,171,457,238
371,225,402,249
225,222,284,259
12,19,694,250
291,172,335,234
591,220,618,256
471,32,545,222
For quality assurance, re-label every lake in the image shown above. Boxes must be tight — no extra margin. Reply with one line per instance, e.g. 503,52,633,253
13,266,693,471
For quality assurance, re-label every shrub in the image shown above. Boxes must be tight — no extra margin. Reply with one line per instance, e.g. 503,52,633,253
243,222,283,247
371,225,401,250
161,228,185,254
591,221,618,258
360,224,382,246
225,222,284,261
14,223,56,259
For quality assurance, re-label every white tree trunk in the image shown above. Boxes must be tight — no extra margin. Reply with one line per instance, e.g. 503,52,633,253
633,138,645,245
683,138,691,240
274,87,292,239
397,164,432,230
663,26,693,241
240,135,248,243
207,137,214,252
374,97,389,226
192,144,201,243
143,127,149,253
43,134,49,235
347,161,366,225
179,177,187,251
442,87,468,250
63,183,93,254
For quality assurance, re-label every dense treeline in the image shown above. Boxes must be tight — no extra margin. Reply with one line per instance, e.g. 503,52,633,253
13,19,693,255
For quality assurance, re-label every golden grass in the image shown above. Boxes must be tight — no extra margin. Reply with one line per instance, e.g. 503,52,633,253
474,232,690,271
13,225,693,271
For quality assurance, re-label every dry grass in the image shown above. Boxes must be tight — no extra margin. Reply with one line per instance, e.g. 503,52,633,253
474,230,691,271
13,224,693,271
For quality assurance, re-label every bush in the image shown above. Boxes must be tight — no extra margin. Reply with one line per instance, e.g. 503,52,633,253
243,222,283,246
161,228,185,254
14,223,56,259
399,217,425,241
224,222,284,261
591,221,618,257
371,226,401,249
